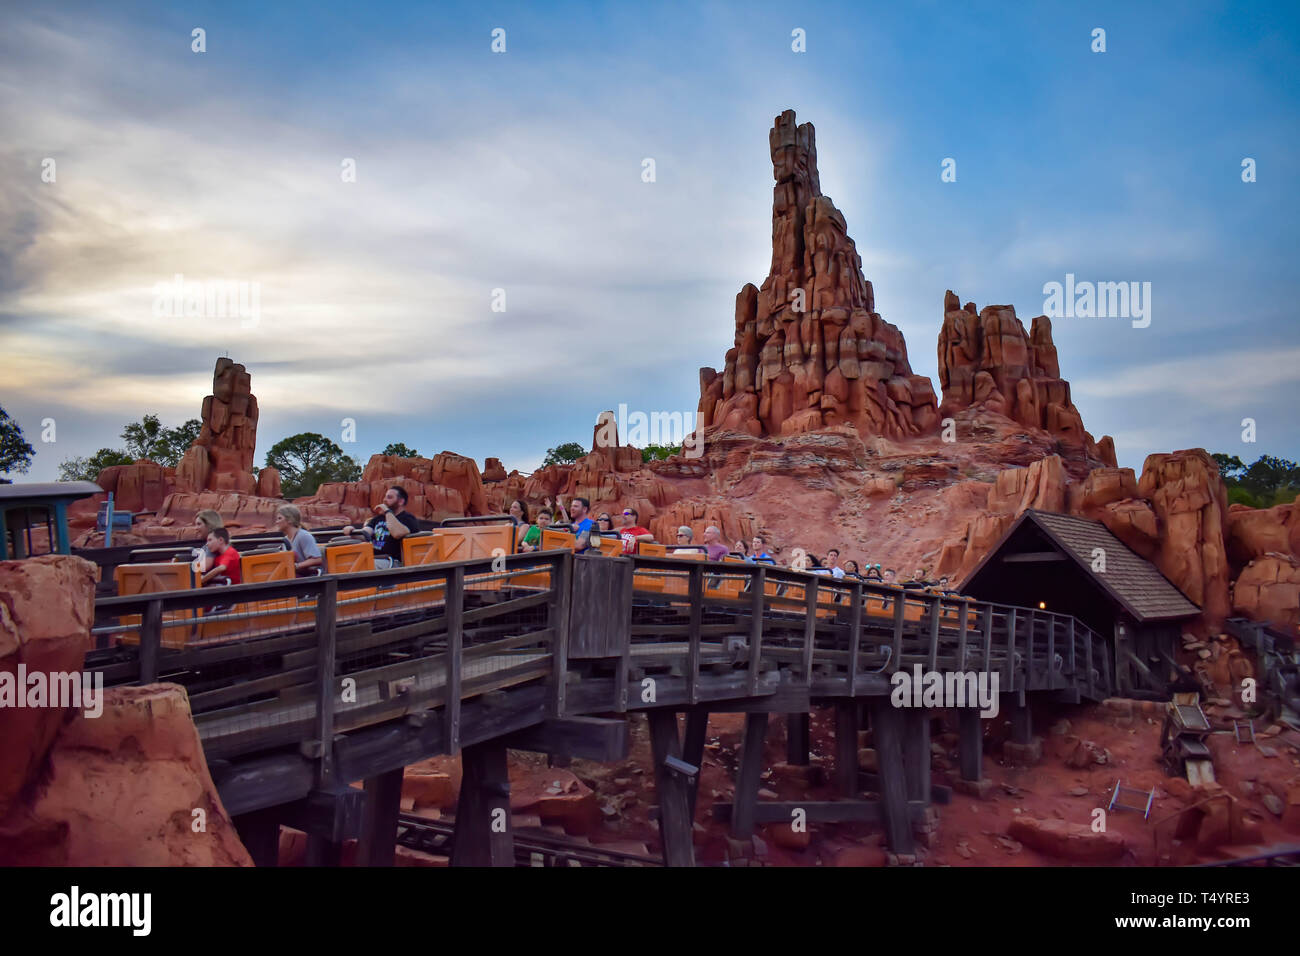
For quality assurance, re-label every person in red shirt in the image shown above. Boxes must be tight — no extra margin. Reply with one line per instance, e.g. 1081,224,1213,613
201,528,242,586
618,507,654,555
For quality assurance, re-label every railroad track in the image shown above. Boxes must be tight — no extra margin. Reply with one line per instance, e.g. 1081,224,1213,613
396,813,661,867
1198,844,1300,866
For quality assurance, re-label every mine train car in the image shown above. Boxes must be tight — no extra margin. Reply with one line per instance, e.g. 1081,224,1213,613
88,511,966,654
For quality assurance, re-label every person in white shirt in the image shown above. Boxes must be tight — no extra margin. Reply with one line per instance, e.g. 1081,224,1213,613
826,548,846,580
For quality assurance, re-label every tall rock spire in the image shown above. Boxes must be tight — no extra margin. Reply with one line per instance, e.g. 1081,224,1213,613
697,109,939,439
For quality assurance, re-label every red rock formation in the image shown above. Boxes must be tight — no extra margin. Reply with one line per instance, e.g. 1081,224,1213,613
697,110,939,441
590,410,645,472
1138,450,1231,626
0,685,253,866
0,555,250,864
937,291,1115,468
482,457,508,482
93,459,173,513
1232,557,1300,634
0,555,97,818
256,466,282,499
360,452,488,517
176,358,260,496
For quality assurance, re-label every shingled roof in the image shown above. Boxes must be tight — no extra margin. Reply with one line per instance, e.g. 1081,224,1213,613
964,509,1201,622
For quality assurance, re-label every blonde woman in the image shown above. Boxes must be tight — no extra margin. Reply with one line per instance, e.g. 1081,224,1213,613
191,509,224,575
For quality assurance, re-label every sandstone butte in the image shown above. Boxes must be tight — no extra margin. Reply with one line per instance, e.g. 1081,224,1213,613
67,108,1296,642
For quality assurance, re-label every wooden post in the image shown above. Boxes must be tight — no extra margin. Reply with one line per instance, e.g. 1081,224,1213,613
835,701,859,797
1005,607,1017,690
682,706,709,819
686,564,703,705
1067,617,1076,685
927,596,940,671
801,578,818,682
1085,626,1095,698
847,580,863,694
786,712,810,765
358,766,405,866
314,577,338,786
869,697,914,854
450,740,513,866
730,712,770,838
957,597,969,671
139,598,162,685
445,566,464,754
902,709,931,804
747,565,765,696
1011,698,1033,745
958,708,983,781
981,604,993,671
648,710,696,867
549,552,571,717
1047,616,1057,689
892,591,906,667
233,808,282,867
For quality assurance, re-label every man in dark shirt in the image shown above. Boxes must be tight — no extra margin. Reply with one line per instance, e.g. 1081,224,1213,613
343,486,420,568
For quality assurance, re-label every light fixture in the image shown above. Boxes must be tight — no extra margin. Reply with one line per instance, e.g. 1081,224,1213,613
1038,601,1046,610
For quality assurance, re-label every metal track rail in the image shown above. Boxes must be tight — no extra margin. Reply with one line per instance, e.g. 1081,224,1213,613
395,813,661,867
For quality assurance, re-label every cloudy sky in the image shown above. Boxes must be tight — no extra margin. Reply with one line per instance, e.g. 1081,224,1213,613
2,0,1298,481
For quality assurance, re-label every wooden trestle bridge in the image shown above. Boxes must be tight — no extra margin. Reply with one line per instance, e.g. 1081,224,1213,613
86,524,1116,866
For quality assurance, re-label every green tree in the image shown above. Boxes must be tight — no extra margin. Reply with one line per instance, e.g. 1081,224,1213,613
266,432,361,499
0,406,35,480
1212,452,1300,508
121,414,167,461
382,442,420,458
57,448,133,482
639,443,679,462
157,418,202,467
543,441,585,466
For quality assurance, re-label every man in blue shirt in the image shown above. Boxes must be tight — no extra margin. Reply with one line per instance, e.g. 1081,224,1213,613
569,497,595,553
748,534,774,563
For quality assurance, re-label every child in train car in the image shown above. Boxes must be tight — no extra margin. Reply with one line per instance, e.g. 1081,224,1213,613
200,528,241,585
519,508,552,552
190,508,224,574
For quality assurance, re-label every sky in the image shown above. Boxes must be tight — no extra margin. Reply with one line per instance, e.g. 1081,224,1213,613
2,0,1298,481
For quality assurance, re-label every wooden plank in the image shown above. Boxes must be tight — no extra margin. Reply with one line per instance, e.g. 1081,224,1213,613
981,604,993,672
846,580,863,694
503,716,628,761
957,598,969,671
730,711,769,838
1005,607,1017,691
647,710,695,867
892,593,906,668
687,564,703,705
958,707,983,781
567,554,629,658
139,598,162,684
835,701,859,797
450,740,513,866
358,766,404,866
1001,552,1067,563
868,697,914,854
927,596,940,671
1067,617,1076,683
444,565,464,754
682,707,709,819
314,578,338,786
902,709,931,804
549,553,571,717
747,566,765,696
787,712,810,765
1047,616,1057,690
800,579,818,682
1085,627,1095,699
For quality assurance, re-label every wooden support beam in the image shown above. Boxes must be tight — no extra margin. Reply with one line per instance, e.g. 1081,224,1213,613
730,711,770,838
358,766,405,867
786,712,810,765
746,566,765,697
138,598,161,685
801,579,818,682
549,553,571,717
444,566,464,755
647,710,696,867
450,739,513,866
313,578,338,786
1001,551,1067,563
868,697,914,854
835,701,859,798
1010,698,1033,745
682,707,709,819
847,580,863,695
902,709,931,805
503,716,628,762
686,566,703,705
232,808,281,867
958,707,984,782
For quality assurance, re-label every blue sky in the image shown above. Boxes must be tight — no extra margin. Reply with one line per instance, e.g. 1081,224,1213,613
2,0,1298,480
